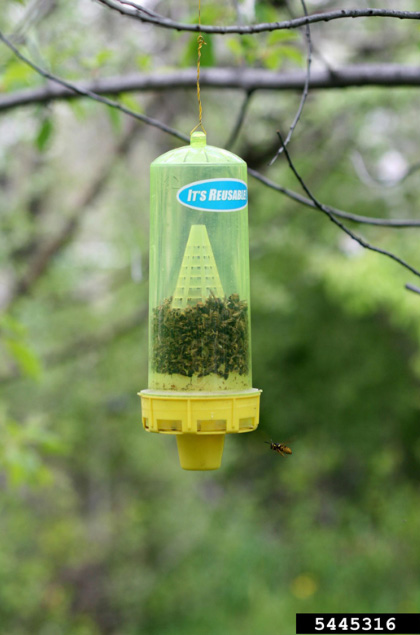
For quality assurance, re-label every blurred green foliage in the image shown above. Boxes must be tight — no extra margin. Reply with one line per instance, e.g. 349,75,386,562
1,0,420,633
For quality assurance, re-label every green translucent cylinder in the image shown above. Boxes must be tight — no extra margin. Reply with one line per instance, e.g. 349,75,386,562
148,131,252,392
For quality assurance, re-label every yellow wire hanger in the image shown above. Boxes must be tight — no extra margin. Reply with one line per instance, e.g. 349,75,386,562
190,0,206,135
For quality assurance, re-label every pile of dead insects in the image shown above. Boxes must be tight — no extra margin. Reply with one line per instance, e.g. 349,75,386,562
151,293,249,379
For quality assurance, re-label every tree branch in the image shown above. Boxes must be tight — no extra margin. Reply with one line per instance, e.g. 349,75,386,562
405,283,420,295
225,90,254,150
277,132,420,281
248,169,420,228
3,64,420,113
95,1,420,35
269,0,312,165
0,31,188,143
2,29,420,272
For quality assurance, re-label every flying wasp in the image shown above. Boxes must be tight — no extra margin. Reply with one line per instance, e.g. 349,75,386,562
265,440,292,456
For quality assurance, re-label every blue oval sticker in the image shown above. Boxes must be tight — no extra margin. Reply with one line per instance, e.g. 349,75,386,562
177,178,248,212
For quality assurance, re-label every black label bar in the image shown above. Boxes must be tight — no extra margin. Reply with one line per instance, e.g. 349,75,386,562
296,614,420,634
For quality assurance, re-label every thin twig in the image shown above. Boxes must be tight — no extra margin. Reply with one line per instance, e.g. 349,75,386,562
285,0,336,75
95,1,420,35
277,132,420,280
225,90,254,150
269,0,312,165
8,0,57,44
248,168,420,228
0,31,188,143
405,283,420,295
117,0,161,19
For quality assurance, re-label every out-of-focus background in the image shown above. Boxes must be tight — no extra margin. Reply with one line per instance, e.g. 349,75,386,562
1,1,420,633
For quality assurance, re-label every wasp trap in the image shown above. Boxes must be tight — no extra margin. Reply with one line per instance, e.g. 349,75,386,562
140,131,261,470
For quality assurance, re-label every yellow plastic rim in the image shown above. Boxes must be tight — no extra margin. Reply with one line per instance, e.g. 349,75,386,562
139,389,261,435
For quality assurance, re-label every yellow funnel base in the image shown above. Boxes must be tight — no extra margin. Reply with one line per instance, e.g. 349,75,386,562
176,434,225,471
139,389,261,471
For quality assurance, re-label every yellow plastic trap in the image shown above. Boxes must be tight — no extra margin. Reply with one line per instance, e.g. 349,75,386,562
140,131,261,470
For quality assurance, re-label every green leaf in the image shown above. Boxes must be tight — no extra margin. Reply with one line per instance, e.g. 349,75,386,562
67,99,89,121
254,4,278,22
1,60,37,90
185,4,228,27
0,315,26,338
267,31,299,45
94,49,113,66
226,38,243,60
35,118,54,152
5,340,42,380
241,35,259,52
120,93,142,113
279,46,305,66
238,35,259,64
136,54,152,71
262,49,284,70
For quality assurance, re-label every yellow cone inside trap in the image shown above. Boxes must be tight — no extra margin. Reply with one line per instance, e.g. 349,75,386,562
176,434,225,471
172,224,224,309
